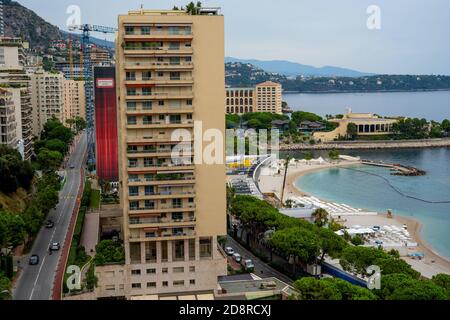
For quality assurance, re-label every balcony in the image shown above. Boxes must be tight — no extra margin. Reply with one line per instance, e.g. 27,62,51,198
127,163,195,174
126,106,193,115
127,176,195,186
126,91,194,100
126,120,194,129
124,62,193,71
123,46,193,56
125,77,193,86
128,190,195,201
129,216,196,228
129,229,196,242
124,32,193,41
126,136,194,144
128,204,196,214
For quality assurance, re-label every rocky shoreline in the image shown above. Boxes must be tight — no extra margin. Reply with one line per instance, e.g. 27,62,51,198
279,138,450,151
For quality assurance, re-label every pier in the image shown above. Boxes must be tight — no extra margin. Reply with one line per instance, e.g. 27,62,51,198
361,160,426,176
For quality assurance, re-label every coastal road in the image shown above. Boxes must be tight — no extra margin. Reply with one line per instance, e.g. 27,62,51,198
226,236,294,285
13,133,87,300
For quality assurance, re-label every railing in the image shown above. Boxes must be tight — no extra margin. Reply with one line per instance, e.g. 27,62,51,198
126,92,194,98
128,163,194,169
125,62,193,68
129,191,195,197
129,204,195,211
124,46,192,52
129,216,196,225
128,176,195,183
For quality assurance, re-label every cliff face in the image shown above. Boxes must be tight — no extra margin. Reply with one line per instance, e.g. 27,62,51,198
3,0,62,51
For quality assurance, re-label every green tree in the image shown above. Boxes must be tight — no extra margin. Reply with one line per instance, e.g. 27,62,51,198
318,228,348,263
339,246,389,276
328,149,340,161
292,277,342,300
94,240,125,266
0,274,12,300
378,274,448,300
373,257,420,279
36,149,63,171
311,208,329,228
0,211,26,252
303,151,313,161
270,227,320,264
431,273,450,297
351,235,364,246
347,123,358,139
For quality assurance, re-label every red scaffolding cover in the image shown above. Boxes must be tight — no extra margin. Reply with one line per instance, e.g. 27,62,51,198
94,66,119,182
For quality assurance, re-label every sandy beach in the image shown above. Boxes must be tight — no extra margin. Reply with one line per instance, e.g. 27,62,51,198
258,159,450,278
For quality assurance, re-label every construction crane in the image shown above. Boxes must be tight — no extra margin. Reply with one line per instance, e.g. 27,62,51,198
68,24,117,168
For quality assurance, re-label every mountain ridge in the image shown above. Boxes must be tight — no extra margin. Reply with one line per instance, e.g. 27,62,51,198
225,57,375,77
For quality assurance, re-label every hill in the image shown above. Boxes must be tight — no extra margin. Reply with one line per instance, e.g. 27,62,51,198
3,0,114,52
225,57,374,77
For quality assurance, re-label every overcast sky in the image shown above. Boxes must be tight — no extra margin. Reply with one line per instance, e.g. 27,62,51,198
17,0,450,75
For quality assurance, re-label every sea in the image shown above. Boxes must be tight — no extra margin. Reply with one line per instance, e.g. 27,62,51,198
283,90,450,121
279,90,450,259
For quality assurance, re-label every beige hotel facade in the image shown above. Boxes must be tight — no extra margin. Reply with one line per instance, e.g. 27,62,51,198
95,8,227,299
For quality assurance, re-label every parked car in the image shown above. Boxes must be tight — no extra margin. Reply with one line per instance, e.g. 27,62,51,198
69,164,75,169
232,253,241,263
224,247,234,256
29,255,39,265
242,259,255,272
50,242,60,251
45,220,54,228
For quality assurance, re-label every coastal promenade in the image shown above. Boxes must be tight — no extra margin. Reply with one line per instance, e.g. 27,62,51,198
279,138,450,150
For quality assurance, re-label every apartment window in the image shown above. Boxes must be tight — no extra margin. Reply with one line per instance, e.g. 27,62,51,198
127,88,136,96
127,101,137,110
162,281,168,287
129,174,139,182
168,26,180,35
143,115,152,125
146,268,156,274
172,199,182,208
173,280,184,287
172,212,183,221
161,241,168,262
185,56,192,62
143,101,152,110
145,241,157,263
156,26,163,33
186,99,193,106
127,116,137,125
159,115,165,121
129,186,139,196
189,239,195,260
142,71,152,80
184,26,192,35
173,240,185,261
126,72,136,81
147,282,156,288
105,285,115,291
145,232,156,238
157,72,164,77
158,100,165,106
170,72,180,80
187,114,192,120
169,42,180,50
189,266,195,272
170,57,180,65
131,269,141,275
129,201,139,211
141,26,150,35
144,200,155,209
142,87,151,96
130,243,141,264
190,280,195,286
125,26,134,35
131,283,141,289
128,158,138,167
173,267,184,273
200,238,212,258
162,268,168,274
145,186,154,195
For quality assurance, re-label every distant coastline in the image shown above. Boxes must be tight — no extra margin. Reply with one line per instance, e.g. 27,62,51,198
279,138,450,151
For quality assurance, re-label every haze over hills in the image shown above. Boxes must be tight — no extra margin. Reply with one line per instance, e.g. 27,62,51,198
225,57,375,77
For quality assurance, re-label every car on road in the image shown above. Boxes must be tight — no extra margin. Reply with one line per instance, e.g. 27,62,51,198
242,259,255,272
29,255,39,265
224,247,234,256
69,164,75,169
49,242,60,251
232,253,241,263
45,220,54,228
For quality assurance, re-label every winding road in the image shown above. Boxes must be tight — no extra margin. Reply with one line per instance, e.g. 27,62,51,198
13,133,87,300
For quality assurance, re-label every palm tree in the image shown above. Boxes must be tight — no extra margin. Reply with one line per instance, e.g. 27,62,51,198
280,156,291,205
312,208,329,228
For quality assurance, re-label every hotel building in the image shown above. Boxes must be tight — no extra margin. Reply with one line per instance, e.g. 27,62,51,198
226,81,283,115
0,37,33,160
30,70,65,136
63,79,86,122
96,8,227,299
0,88,18,148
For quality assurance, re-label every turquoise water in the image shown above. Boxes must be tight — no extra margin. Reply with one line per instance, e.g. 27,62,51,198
293,148,450,259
